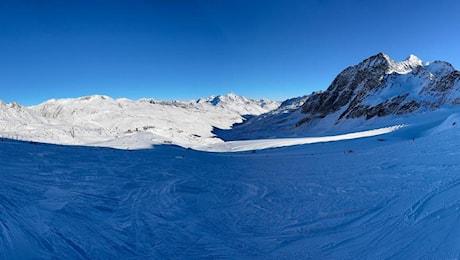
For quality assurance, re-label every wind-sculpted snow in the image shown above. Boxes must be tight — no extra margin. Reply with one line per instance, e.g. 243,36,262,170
1,112,460,258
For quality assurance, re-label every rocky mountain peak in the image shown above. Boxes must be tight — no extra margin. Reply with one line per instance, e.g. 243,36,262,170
356,52,423,75
406,54,423,65
357,52,393,71
297,53,460,127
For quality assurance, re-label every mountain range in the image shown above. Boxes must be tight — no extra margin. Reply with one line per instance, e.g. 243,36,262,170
0,94,278,149
1,53,459,149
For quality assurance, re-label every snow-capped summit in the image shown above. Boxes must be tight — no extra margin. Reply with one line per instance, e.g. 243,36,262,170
355,52,423,75
298,53,460,125
198,93,243,105
406,54,423,65
196,93,279,115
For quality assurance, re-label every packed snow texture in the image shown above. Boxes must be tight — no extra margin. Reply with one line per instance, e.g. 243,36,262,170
1,108,460,258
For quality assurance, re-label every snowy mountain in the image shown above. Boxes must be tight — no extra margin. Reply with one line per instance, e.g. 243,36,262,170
0,94,279,149
196,93,278,115
299,52,460,124
224,53,460,139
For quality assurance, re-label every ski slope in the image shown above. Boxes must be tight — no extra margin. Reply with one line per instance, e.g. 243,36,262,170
1,109,460,258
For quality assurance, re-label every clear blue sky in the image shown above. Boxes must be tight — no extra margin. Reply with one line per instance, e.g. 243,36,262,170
1,0,459,105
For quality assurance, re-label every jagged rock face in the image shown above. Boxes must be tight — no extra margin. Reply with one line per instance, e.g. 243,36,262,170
297,53,460,126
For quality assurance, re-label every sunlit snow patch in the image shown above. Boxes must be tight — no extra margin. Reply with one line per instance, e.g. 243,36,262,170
199,125,405,152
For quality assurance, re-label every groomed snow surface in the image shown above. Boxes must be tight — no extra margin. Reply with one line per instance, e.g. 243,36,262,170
1,109,460,258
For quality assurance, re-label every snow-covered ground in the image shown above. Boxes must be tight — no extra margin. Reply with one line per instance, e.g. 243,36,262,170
1,107,460,258
0,93,411,152
200,124,404,152
0,94,279,149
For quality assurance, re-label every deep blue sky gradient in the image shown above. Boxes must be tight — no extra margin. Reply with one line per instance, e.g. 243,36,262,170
1,0,459,105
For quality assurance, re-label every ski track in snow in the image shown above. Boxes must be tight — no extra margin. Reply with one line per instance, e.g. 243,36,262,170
1,117,460,258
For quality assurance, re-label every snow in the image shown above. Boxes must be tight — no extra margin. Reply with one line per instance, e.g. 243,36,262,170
0,94,279,150
1,106,460,258
386,53,424,74
202,124,404,152
425,60,456,77
362,69,432,107
406,54,423,66
358,53,424,75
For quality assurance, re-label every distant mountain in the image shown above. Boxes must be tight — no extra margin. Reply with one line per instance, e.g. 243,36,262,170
0,94,279,149
196,93,278,115
222,53,460,139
